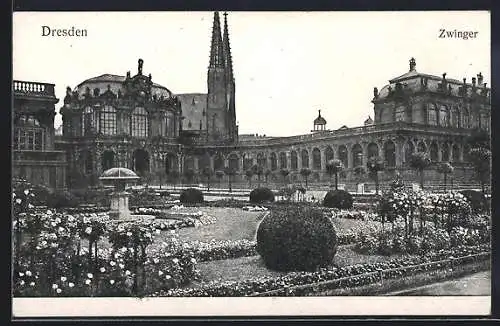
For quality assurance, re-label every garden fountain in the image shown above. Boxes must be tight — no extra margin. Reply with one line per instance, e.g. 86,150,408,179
99,167,148,220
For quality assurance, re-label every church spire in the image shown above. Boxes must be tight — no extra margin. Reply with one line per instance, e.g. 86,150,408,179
222,12,234,81
209,11,224,67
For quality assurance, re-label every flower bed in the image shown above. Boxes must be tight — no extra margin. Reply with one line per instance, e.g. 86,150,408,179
151,244,489,297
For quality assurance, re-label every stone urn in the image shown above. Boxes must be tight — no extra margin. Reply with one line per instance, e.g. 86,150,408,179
99,167,140,220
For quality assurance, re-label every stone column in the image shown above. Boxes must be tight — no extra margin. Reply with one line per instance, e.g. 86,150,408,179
346,145,353,169
320,149,326,171
437,143,442,162
194,157,199,172
308,148,314,170
297,150,302,170
362,143,368,167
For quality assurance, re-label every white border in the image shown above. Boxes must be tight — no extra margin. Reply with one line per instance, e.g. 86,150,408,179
13,297,491,317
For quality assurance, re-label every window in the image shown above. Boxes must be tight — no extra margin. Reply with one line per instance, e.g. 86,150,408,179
82,106,96,136
462,109,470,129
451,107,460,128
279,152,287,169
480,113,490,131
159,112,167,137
131,107,148,138
13,127,45,150
395,105,406,122
439,105,449,127
100,105,117,135
427,104,437,126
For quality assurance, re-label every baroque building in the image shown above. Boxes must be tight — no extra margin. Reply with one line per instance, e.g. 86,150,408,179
12,81,66,189
54,11,490,190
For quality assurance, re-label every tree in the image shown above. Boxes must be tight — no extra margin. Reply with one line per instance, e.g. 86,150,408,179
326,159,343,190
469,148,491,194
245,169,254,188
215,170,225,189
367,156,385,194
437,162,454,191
264,169,272,184
353,166,366,192
409,152,431,190
300,168,312,189
280,168,290,187
224,167,236,193
202,167,213,192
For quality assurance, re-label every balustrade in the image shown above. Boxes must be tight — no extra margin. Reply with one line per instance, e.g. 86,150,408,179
13,80,56,97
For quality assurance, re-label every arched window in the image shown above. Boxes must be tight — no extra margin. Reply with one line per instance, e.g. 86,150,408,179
417,141,427,153
352,144,363,167
82,106,96,136
229,153,239,171
101,150,115,170
270,153,278,171
480,112,490,131
312,148,321,170
131,107,148,138
430,142,439,161
301,150,309,169
427,103,438,126
439,105,449,127
257,153,266,168
338,145,348,168
290,151,298,170
165,153,177,174
325,146,334,162
441,143,450,162
159,112,167,137
198,154,210,171
384,140,396,167
451,107,460,128
404,140,415,164
452,144,460,162
462,108,470,129
100,105,117,135
214,154,224,171
367,143,379,159
279,152,287,169
183,156,194,172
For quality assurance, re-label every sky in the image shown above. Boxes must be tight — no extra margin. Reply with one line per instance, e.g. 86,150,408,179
13,11,490,136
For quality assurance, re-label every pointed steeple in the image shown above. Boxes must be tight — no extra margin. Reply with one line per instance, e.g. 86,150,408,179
222,12,234,81
209,11,224,67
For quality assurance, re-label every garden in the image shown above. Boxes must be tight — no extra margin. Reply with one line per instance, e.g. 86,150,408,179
12,168,491,297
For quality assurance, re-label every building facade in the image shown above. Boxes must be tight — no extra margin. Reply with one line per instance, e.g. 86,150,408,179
12,80,66,189
54,12,490,190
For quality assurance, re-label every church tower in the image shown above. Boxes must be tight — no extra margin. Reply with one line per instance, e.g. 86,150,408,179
206,11,237,143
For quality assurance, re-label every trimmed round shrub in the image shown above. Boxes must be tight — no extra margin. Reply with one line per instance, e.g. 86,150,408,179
179,188,204,204
256,207,338,271
460,190,488,212
249,187,275,204
323,190,353,209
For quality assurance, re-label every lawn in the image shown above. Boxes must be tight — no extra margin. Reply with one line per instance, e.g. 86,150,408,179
191,245,411,286
158,206,382,243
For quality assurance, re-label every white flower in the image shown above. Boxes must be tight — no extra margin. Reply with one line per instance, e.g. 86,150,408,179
68,282,74,288
52,284,58,289
46,210,53,215
172,258,179,264
16,198,22,204
125,270,131,276
109,261,116,266
153,258,159,264
155,229,161,234
126,232,132,236
56,288,62,294
109,279,115,285
19,272,24,277
165,275,171,280
68,215,75,222
60,276,67,282
158,270,164,276
87,273,93,279
85,227,92,235
20,280,25,285
30,282,35,287
119,263,125,269
85,279,91,285
170,230,176,234
100,267,106,273
24,189,29,195
28,204,34,209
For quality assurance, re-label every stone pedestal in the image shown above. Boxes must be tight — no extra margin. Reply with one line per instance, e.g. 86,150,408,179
109,191,131,220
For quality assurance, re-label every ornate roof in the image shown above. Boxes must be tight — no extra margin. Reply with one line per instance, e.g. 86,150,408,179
313,109,327,125
374,58,490,101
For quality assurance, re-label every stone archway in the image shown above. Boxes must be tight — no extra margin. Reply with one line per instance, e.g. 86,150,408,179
132,149,150,176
